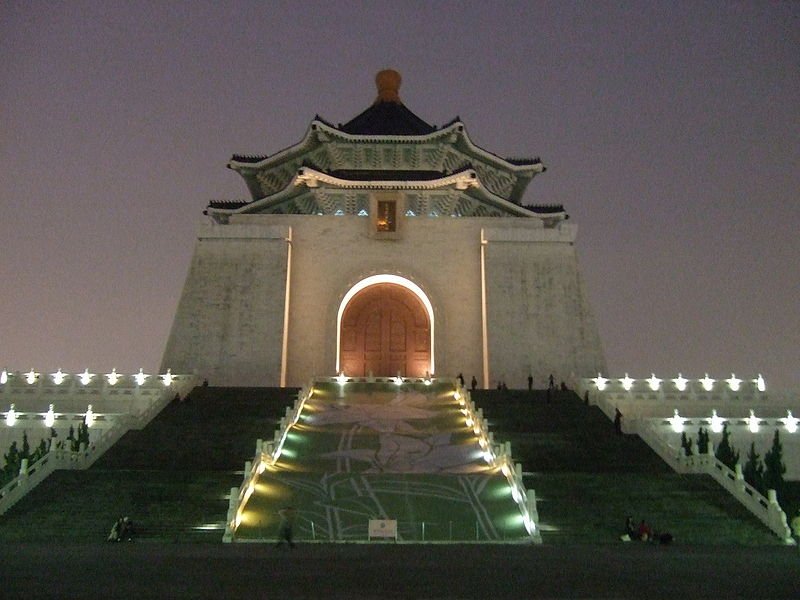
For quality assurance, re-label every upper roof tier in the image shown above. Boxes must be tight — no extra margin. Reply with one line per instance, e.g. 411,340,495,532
338,70,436,135
227,70,546,206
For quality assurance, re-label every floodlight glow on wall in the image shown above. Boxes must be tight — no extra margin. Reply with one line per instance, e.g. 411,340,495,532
335,274,435,375
668,409,686,433
700,374,715,392
85,405,94,428
646,374,662,391
52,369,66,385
5,404,16,427
709,410,725,434
591,374,608,391
620,374,634,391
106,369,120,385
134,369,147,386
781,411,798,434
746,410,759,434
25,370,38,385
726,374,741,392
672,374,688,392
79,369,94,386
336,372,347,385
45,404,55,428
754,374,766,392
0,370,7,385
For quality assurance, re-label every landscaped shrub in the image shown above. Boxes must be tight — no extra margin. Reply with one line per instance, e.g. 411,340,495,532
763,429,786,500
714,423,739,470
743,441,765,494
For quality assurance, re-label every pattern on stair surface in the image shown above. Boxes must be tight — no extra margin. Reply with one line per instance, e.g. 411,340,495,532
234,381,532,542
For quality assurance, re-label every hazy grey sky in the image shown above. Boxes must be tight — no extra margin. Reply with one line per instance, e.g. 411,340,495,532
1,1,798,389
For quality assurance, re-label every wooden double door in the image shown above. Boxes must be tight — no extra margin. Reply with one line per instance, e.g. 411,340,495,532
340,283,431,377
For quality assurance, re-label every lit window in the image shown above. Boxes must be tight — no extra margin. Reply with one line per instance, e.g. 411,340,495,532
376,201,396,232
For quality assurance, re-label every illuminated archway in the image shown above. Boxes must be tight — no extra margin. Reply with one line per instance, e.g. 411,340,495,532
336,275,435,376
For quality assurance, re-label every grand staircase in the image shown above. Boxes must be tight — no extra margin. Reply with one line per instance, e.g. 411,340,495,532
473,389,781,545
233,380,534,543
0,384,786,545
0,387,297,542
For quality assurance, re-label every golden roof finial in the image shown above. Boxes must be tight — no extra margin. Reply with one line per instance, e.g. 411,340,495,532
375,69,402,104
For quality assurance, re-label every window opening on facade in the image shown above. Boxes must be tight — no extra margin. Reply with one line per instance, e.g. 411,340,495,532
376,200,396,232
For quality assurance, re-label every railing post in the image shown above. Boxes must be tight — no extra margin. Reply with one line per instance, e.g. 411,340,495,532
734,463,746,492
526,489,539,522
243,461,252,486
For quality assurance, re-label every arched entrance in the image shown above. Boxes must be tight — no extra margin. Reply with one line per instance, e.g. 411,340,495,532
338,281,432,377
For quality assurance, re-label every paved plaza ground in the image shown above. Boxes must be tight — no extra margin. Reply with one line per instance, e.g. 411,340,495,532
1,542,797,599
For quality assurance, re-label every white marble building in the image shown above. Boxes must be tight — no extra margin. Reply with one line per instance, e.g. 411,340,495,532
161,70,606,387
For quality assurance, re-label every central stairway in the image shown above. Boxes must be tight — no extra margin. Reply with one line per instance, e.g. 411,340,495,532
232,380,534,543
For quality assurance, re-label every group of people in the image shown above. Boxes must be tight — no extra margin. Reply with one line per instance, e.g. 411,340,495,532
107,516,134,542
622,516,672,545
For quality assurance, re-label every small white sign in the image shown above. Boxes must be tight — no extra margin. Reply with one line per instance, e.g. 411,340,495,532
368,519,397,540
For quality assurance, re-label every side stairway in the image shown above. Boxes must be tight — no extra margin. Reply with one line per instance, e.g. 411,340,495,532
0,386,298,543
472,389,782,545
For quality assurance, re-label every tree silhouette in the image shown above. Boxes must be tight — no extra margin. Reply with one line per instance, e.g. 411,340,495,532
714,423,739,470
697,427,709,454
743,441,765,494
763,429,786,500
680,432,693,456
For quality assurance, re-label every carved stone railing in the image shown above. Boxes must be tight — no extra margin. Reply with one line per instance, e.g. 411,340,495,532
635,420,793,543
0,373,197,516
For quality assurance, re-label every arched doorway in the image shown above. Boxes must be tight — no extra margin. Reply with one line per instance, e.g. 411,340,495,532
339,282,431,377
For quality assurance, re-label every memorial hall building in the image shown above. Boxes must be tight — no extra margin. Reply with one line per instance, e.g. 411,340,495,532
161,70,606,387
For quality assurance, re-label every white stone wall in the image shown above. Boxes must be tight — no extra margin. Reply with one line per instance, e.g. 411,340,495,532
265,213,484,386
484,224,606,387
160,224,289,386
162,213,605,388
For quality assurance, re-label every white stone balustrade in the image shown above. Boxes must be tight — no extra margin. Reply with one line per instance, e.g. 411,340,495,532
0,370,197,517
226,384,313,540
634,418,793,543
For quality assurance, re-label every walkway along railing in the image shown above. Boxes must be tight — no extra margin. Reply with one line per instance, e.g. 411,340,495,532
0,374,197,516
224,376,541,543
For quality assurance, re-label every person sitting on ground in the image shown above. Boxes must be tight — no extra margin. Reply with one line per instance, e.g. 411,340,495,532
625,515,636,540
119,516,134,541
637,519,652,542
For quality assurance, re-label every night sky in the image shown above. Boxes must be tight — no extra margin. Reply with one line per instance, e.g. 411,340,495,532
1,2,798,390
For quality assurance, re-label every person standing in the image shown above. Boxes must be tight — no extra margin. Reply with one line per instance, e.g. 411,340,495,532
470,375,477,391
614,408,623,435
527,374,533,392
276,506,297,549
